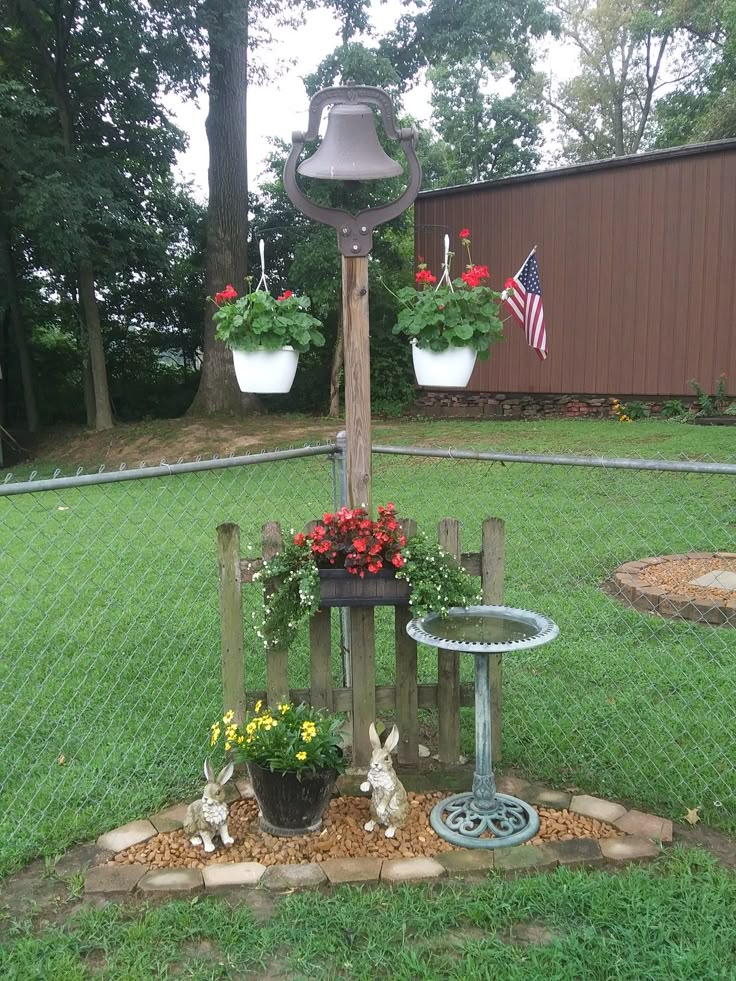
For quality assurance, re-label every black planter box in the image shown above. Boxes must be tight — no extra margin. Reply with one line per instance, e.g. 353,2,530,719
318,568,411,607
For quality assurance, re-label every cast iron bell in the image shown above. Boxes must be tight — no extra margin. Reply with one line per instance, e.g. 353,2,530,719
298,103,403,181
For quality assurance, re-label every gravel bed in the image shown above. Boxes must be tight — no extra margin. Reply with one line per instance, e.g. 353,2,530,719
111,795,623,870
639,557,736,602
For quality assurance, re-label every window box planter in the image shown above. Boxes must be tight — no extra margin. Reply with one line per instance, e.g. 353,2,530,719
318,568,411,607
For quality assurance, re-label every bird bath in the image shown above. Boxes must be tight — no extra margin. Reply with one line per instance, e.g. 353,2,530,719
407,605,559,849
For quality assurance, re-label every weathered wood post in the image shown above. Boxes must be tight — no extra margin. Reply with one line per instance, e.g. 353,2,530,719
437,518,462,763
217,523,246,725
262,521,289,707
342,255,372,512
482,517,505,761
395,518,419,766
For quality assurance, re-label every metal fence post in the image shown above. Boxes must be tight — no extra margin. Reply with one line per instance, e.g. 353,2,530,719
335,430,352,688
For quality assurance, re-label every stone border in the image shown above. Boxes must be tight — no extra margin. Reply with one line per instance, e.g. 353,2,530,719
84,784,673,898
611,553,736,626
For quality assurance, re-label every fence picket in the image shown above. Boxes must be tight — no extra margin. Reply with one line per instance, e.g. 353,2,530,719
437,518,462,763
395,518,418,766
262,521,289,707
482,517,505,762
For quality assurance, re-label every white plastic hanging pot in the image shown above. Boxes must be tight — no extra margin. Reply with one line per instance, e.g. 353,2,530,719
232,347,299,394
411,341,477,388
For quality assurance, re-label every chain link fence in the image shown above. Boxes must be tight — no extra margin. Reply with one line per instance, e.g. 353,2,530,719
0,446,339,875
373,444,736,834
1,440,734,875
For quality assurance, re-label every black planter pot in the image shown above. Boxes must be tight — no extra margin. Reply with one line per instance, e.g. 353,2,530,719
247,761,338,836
318,568,411,607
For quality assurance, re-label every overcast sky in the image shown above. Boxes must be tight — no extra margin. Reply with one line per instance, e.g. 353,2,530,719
169,0,577,198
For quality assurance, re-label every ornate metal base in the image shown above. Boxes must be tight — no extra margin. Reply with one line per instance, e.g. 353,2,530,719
430,792,540,849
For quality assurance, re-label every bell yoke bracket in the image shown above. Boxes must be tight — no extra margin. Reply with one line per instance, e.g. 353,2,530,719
283,84,422,258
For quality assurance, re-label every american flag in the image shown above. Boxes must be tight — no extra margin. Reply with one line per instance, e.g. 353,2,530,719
504,249,548,360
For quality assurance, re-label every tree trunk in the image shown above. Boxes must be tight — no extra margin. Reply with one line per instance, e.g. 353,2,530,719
78,258,114,430
0,222,39,432
189,0,259,416
328,313,344,418
83,352,96,429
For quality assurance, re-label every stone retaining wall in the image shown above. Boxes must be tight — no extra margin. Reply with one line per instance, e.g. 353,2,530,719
412,393,691,420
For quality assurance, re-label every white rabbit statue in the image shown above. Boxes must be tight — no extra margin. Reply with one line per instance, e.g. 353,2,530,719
184,759,235,852
360,723,409,838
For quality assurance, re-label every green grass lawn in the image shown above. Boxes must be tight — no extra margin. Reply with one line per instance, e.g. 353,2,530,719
2,849,734,979
1,419,735,876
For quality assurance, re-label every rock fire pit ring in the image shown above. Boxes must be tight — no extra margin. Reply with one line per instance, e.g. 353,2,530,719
611,552,736,626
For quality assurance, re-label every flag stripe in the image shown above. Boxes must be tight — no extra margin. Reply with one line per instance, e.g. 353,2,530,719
503,253,548,359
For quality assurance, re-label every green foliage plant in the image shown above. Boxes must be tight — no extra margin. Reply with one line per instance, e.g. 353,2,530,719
391,229,506,354
623,400,649,421
209,703,345,775
212,284,325,353
689,375,734,416
250,504,481,651
661,398,687,419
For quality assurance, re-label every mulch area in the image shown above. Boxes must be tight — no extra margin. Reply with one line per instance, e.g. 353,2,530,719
111,794,623,870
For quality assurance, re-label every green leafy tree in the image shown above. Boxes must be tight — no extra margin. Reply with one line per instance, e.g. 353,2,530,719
428,62,545,184
1,0,204,429
653,0,736,145
547,0,715,160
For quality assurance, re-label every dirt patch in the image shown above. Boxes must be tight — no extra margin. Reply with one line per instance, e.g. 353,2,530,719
110,795,623,870
25,417,340,471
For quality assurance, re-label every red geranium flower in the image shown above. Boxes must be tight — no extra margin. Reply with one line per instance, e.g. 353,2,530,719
277,290,293,301
214,284,238,305
462,264,490,288
415,268,437,286
504,277,515,291
459,228,470,240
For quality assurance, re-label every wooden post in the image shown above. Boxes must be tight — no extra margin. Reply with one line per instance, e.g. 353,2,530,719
395,518,418,766
217,523,246,726
350,607,376,768
262,521,289,707
341,255,371,511
482,517,505,762
437,518,462,763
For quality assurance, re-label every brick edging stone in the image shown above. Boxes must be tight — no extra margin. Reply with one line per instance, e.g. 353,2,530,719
84,785,673,898
611,553,736,626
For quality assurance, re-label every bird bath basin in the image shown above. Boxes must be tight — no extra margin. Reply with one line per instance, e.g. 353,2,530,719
407,605,559,849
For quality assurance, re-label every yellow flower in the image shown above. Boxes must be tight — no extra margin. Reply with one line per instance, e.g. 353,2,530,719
210,725,221,746
223,710,235,724
237,735,245,744
296,751,307,761
225,741,232,751
279,703,290,715
246,721,257,735
255,700,263,712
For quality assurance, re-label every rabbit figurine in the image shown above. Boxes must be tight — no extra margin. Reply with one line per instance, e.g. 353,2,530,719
184,759,235,852
360,723,409,838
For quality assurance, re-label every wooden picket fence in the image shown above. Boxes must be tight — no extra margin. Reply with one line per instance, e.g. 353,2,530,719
217,516,505,768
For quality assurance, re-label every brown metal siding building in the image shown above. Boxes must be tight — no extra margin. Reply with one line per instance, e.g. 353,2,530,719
414,140,736,398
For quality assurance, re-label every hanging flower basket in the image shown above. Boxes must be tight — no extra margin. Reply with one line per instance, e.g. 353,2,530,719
232,346,299,394
411,341,477,388
209,241,325,394
391,229,506,388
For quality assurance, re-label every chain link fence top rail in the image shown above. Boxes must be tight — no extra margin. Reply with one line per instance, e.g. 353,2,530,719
1,439,735,875
0,445,338,876
371,445,736,835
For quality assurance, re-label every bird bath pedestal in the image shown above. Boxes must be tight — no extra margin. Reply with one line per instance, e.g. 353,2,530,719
407,605,559,849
